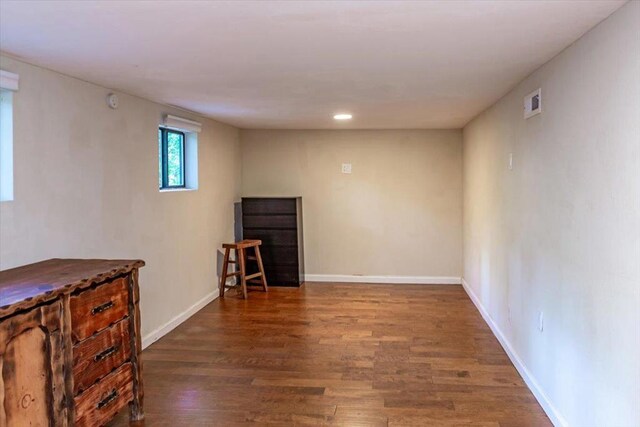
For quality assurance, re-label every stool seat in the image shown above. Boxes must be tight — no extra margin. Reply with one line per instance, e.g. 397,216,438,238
223,239,262,249
219,240,268,299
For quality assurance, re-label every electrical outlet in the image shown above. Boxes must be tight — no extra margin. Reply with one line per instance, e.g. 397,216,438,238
341,163,352,174
538,311,544,332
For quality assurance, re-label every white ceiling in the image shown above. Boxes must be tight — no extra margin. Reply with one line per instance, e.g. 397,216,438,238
0,1,625,129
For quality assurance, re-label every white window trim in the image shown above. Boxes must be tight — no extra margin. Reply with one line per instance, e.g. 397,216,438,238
0,70,19,91
159,187,197,193
163,114,201,133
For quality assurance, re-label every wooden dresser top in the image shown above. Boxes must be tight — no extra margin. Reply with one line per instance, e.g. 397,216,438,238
0,258,145,318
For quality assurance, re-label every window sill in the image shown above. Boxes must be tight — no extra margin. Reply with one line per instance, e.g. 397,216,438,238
159,187,197,193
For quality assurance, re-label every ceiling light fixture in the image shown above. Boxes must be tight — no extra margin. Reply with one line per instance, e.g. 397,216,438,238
333,113,352,120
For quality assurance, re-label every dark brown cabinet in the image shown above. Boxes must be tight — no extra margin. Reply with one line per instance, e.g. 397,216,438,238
242,197,304,286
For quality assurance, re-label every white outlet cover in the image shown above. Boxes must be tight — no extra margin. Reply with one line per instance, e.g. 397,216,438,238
538,311,544,332
341,163,352,174
106,93,119,109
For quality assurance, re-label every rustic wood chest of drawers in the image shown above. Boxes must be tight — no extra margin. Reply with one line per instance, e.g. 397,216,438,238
0,258,145,426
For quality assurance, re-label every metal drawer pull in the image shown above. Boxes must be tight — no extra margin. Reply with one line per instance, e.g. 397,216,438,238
96,389,118,409
94,346,118,362
91,300,114,315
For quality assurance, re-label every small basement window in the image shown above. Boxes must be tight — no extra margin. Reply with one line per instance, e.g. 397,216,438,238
158,128,186,189
158,114,200,192
0,70,19,202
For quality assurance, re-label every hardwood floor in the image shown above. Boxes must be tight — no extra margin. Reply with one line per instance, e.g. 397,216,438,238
110,283,551,426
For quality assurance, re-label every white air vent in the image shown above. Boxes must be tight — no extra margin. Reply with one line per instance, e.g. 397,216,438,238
524,88,542,119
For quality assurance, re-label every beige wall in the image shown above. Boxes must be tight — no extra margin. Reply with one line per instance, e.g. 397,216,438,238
3,4,637,422
462,2,640,426
0,56,241,342
241,129,462,280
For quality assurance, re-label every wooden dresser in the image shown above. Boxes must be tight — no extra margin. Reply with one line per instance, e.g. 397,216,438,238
242,197,304,286
0,258,145,426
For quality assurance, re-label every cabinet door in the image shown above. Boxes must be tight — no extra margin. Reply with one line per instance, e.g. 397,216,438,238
0,301,66,426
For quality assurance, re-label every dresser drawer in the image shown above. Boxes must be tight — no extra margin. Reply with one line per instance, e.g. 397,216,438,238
264,266,300,285
74,362,133,427
242,198,297,215
243,229,298,246
243,214,297,229
257,246,300,267
70,277,129,342
73,318,131,394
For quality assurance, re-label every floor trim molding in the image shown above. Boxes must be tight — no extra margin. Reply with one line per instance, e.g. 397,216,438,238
142,288,220,349
461,278,567,427
304,274,461,284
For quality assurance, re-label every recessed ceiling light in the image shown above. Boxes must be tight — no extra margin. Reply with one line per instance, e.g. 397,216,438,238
333,113,352,120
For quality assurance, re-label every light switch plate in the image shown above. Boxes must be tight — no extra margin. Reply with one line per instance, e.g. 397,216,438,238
341,163,352,174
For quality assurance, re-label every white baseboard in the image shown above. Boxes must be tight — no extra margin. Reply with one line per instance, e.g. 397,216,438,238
304,274,461,285
141,288,220,350
461,278,568,427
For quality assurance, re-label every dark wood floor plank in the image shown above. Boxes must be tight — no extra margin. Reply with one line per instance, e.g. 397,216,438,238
110,283,550,426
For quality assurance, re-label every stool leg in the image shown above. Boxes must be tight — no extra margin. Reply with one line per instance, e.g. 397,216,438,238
238,248,248,299
254,246,268,293
220,248,230,297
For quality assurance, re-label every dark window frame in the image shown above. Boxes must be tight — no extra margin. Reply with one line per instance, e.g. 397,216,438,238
159,127,186,189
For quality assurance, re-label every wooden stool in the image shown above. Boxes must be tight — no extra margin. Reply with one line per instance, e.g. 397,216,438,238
220,239,268,299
